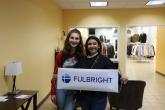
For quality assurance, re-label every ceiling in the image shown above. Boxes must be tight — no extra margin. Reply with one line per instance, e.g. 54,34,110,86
54,0,165,9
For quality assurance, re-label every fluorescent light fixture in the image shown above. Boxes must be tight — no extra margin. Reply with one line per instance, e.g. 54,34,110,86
90,2,108,7
146,0,165,5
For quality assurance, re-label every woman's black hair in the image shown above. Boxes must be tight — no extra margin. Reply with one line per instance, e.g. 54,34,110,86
85,36,102,55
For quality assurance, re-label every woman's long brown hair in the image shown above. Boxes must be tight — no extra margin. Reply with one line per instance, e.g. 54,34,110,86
62,28,85,62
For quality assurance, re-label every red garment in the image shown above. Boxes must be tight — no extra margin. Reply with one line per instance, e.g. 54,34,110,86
102,46,106,56
51,51,76,95
51,52,62,95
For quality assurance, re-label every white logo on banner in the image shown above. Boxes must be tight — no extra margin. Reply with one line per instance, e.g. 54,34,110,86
57,68,118,93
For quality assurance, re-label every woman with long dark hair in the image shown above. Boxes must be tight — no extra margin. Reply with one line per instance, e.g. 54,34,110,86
51,29,84,110
75,36,127,110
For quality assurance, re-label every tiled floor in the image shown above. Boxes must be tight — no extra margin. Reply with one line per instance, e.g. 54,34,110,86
39,58,165,110
126,58,165,110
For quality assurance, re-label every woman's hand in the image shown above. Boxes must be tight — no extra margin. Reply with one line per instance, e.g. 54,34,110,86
51,95,57,105
53,74,58,79
120,74,128,84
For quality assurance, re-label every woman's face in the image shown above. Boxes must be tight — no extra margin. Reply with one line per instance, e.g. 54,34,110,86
69,32,80,48
87,39,100,55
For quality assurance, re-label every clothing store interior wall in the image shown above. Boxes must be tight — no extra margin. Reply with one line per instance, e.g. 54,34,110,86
0,0,165,109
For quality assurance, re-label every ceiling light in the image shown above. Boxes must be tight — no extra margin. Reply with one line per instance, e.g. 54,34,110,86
90,2,108,7
146,0,165,5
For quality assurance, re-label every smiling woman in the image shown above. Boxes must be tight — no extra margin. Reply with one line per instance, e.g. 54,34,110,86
87,39,100,56
74,36,127,110
50,28,85,110
68,33,81,48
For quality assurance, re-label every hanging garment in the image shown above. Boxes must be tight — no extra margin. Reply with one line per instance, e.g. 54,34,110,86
131,34,140,42
139,33,147,43
130,43,155,58
106,43,115,58
102,43,107,56
127,44,133,55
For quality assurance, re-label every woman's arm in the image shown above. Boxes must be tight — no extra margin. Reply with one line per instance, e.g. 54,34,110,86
50,52,62,104
104,56,128,84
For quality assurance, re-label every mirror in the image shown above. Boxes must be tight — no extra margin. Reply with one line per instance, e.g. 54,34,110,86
70,27,119,60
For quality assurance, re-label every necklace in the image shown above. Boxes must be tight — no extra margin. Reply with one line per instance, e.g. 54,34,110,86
90,55,99,69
